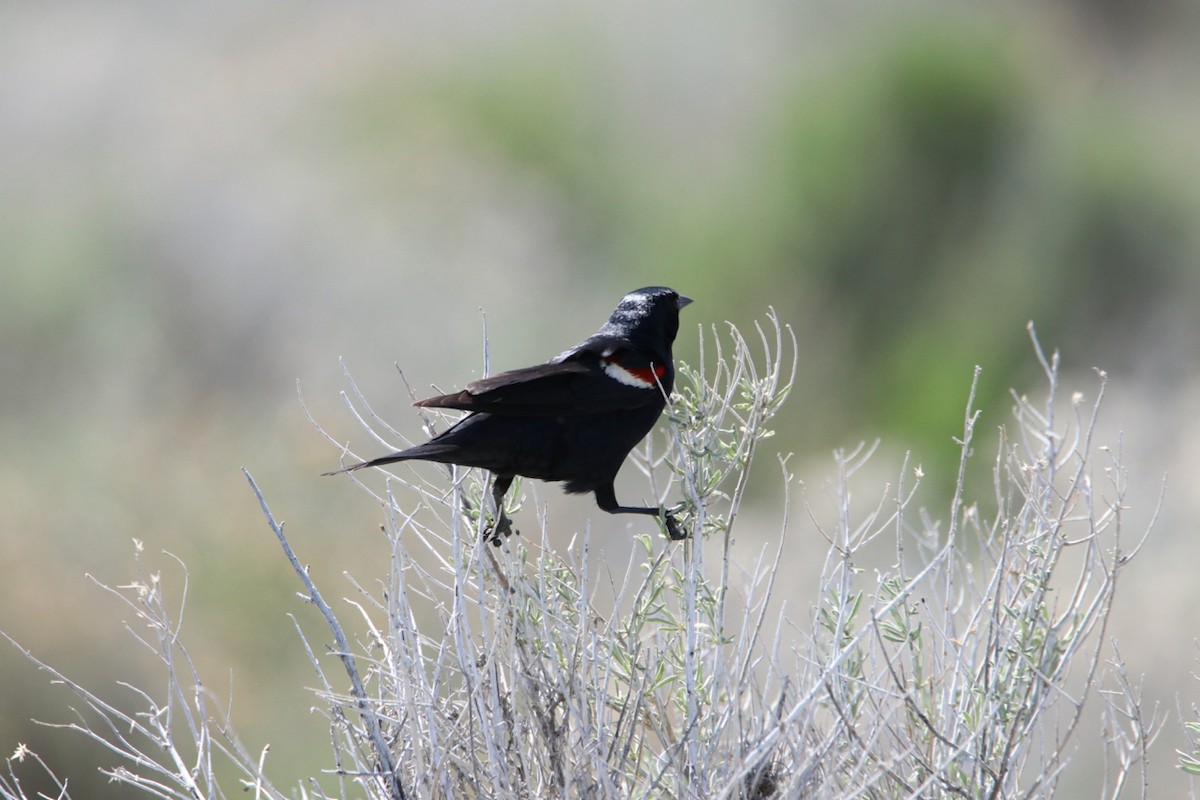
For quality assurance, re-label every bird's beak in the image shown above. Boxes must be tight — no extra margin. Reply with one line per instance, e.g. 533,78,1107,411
677,295,694,310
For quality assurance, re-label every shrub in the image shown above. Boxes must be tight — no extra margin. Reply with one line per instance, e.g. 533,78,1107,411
2,318,1170,799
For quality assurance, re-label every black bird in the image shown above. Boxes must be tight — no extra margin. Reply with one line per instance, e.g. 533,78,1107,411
326,286,693,543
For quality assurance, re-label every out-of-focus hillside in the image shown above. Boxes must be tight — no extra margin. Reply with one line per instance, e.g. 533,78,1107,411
2,2,1198,796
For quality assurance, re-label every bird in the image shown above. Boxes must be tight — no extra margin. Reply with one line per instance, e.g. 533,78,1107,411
325,286,693,544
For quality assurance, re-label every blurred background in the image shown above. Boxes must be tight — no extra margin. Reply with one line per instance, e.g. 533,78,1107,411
2,0,1199,795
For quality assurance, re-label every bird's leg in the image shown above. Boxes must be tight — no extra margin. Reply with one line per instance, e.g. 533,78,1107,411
485,473,516,546
593,484,687,541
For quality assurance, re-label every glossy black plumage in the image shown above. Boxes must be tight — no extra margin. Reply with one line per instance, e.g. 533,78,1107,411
326,286,692,542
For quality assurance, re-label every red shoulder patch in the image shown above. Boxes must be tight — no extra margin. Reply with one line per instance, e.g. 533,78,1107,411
601,357,665,389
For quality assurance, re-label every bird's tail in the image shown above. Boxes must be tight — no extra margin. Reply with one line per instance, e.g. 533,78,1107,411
321,451,416,476
322,441,460,476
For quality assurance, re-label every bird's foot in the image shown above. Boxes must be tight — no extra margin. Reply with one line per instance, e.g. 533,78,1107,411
485,512,517,547
662,507,689,541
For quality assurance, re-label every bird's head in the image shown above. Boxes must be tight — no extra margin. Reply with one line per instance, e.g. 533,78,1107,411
602,286,693,352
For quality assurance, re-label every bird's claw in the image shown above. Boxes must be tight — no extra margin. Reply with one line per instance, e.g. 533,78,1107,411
662,509,689,541
485,513,517,547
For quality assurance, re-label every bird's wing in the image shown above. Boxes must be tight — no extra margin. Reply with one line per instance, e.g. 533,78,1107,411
415,350,665,416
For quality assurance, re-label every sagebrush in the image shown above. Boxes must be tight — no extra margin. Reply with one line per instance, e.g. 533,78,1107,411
3,318,1178,799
